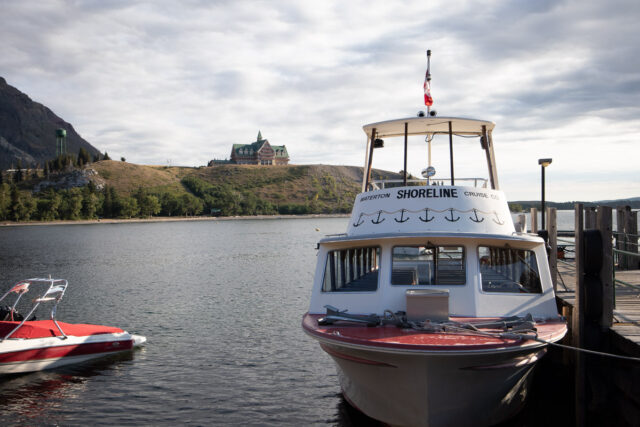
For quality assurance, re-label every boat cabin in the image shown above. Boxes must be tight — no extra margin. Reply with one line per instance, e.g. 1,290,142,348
308,116,558,319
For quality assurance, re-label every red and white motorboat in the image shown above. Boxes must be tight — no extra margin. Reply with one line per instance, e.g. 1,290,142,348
0,277,146,375
302,113,567,426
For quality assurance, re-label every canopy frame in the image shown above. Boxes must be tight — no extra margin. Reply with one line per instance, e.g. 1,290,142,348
362,116,499,192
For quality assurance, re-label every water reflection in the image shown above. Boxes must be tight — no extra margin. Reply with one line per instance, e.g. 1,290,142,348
0,352,137,423
333,394,383,426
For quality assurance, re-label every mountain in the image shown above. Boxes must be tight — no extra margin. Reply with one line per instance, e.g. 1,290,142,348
0,77,101,169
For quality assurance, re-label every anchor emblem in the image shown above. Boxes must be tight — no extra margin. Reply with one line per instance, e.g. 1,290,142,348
419,208,434,222
353,213,364,227
445,208,460,222
371,210,385,225
394,209,410,223
469,209,484,223
492,212,505,225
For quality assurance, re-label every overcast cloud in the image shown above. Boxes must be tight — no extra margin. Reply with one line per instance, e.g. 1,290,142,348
1,0,639,201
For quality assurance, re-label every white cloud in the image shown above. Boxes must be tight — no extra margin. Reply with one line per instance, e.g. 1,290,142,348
1,0,639,200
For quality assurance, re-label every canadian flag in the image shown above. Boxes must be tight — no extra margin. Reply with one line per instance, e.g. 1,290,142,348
424,71,433,107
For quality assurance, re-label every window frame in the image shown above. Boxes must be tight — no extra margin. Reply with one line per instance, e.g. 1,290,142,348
477,245,543,295
321,245,381,293
390,244,466,286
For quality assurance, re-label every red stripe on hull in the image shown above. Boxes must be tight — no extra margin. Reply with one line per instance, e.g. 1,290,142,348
320,343,396,367
0,340,133,363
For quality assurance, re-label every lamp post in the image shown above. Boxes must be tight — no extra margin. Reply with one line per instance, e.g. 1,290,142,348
538,158,552,229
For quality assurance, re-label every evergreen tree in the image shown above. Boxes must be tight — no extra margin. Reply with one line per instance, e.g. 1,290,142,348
82,191,99,219
0,183,9,220
103,152,111,161
78,147,91,166
15,159,23,182
60,189,83,220
102,186,114,217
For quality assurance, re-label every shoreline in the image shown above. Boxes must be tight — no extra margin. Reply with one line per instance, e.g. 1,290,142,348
0,214,350,227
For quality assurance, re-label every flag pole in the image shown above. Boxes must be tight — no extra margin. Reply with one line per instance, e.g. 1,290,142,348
426,50,433,184
426,50,431,116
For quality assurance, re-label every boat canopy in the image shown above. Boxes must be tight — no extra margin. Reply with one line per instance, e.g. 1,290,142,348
361,116,499,192
362,116,495,138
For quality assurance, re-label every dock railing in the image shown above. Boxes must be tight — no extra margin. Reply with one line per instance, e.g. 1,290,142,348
529,205,639,300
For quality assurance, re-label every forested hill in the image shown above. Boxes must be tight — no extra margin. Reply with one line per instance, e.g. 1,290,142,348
0,162,404,221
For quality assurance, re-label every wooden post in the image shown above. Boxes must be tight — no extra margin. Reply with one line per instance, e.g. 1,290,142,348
597,206,613,329
516,213,526,233
574,203,586,427
548,207,558,291
585,207,597,229
631,211,639,269
530,207,538,233
616,206,627,270
626,209,637,269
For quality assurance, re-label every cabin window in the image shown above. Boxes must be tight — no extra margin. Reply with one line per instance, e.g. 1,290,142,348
322,246,380,292
391,246,465,285
478,246,542,293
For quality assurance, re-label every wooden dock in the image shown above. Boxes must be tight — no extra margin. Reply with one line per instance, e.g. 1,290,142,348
556,263,640,354
533,204,640,425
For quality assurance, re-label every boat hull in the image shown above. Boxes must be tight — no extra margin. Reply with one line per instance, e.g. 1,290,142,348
303,313,566,427
0,333,144,375
324,341,542,427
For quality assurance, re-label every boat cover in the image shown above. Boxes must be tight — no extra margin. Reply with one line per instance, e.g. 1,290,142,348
0,320,124,339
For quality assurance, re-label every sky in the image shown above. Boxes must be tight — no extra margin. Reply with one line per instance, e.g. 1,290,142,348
1,0,639,202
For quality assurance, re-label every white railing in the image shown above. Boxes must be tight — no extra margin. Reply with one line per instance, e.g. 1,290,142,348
370,177,488,190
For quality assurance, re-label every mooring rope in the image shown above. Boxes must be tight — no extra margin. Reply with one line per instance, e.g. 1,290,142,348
530,336,640,362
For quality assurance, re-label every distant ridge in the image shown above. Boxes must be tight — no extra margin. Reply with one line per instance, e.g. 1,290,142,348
510,199,640,210
0,77,100,169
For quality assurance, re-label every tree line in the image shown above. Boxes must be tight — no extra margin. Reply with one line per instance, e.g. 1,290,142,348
0,183,206,222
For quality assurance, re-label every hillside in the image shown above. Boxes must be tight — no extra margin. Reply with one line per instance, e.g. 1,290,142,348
88,162,401,214
510,199,640,210
0,77,101,169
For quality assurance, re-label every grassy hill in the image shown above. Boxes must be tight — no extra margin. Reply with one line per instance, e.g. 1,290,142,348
86,161,401,215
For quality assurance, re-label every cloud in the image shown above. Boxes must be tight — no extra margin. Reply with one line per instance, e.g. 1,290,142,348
0,0,638,200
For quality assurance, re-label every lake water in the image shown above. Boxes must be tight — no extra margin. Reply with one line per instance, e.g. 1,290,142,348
0,217,571,426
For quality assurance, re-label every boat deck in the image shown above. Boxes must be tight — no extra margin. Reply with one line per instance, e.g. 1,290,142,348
303,313,567,353
0,320,125,340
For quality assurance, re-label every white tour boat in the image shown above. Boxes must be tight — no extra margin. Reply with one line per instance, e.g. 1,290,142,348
302,115,567,426
0,277,146,375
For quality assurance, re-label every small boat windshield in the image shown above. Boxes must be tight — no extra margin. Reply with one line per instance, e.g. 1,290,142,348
0,278,69,340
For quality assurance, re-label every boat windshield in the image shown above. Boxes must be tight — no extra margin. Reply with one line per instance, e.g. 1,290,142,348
391,245,465,286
